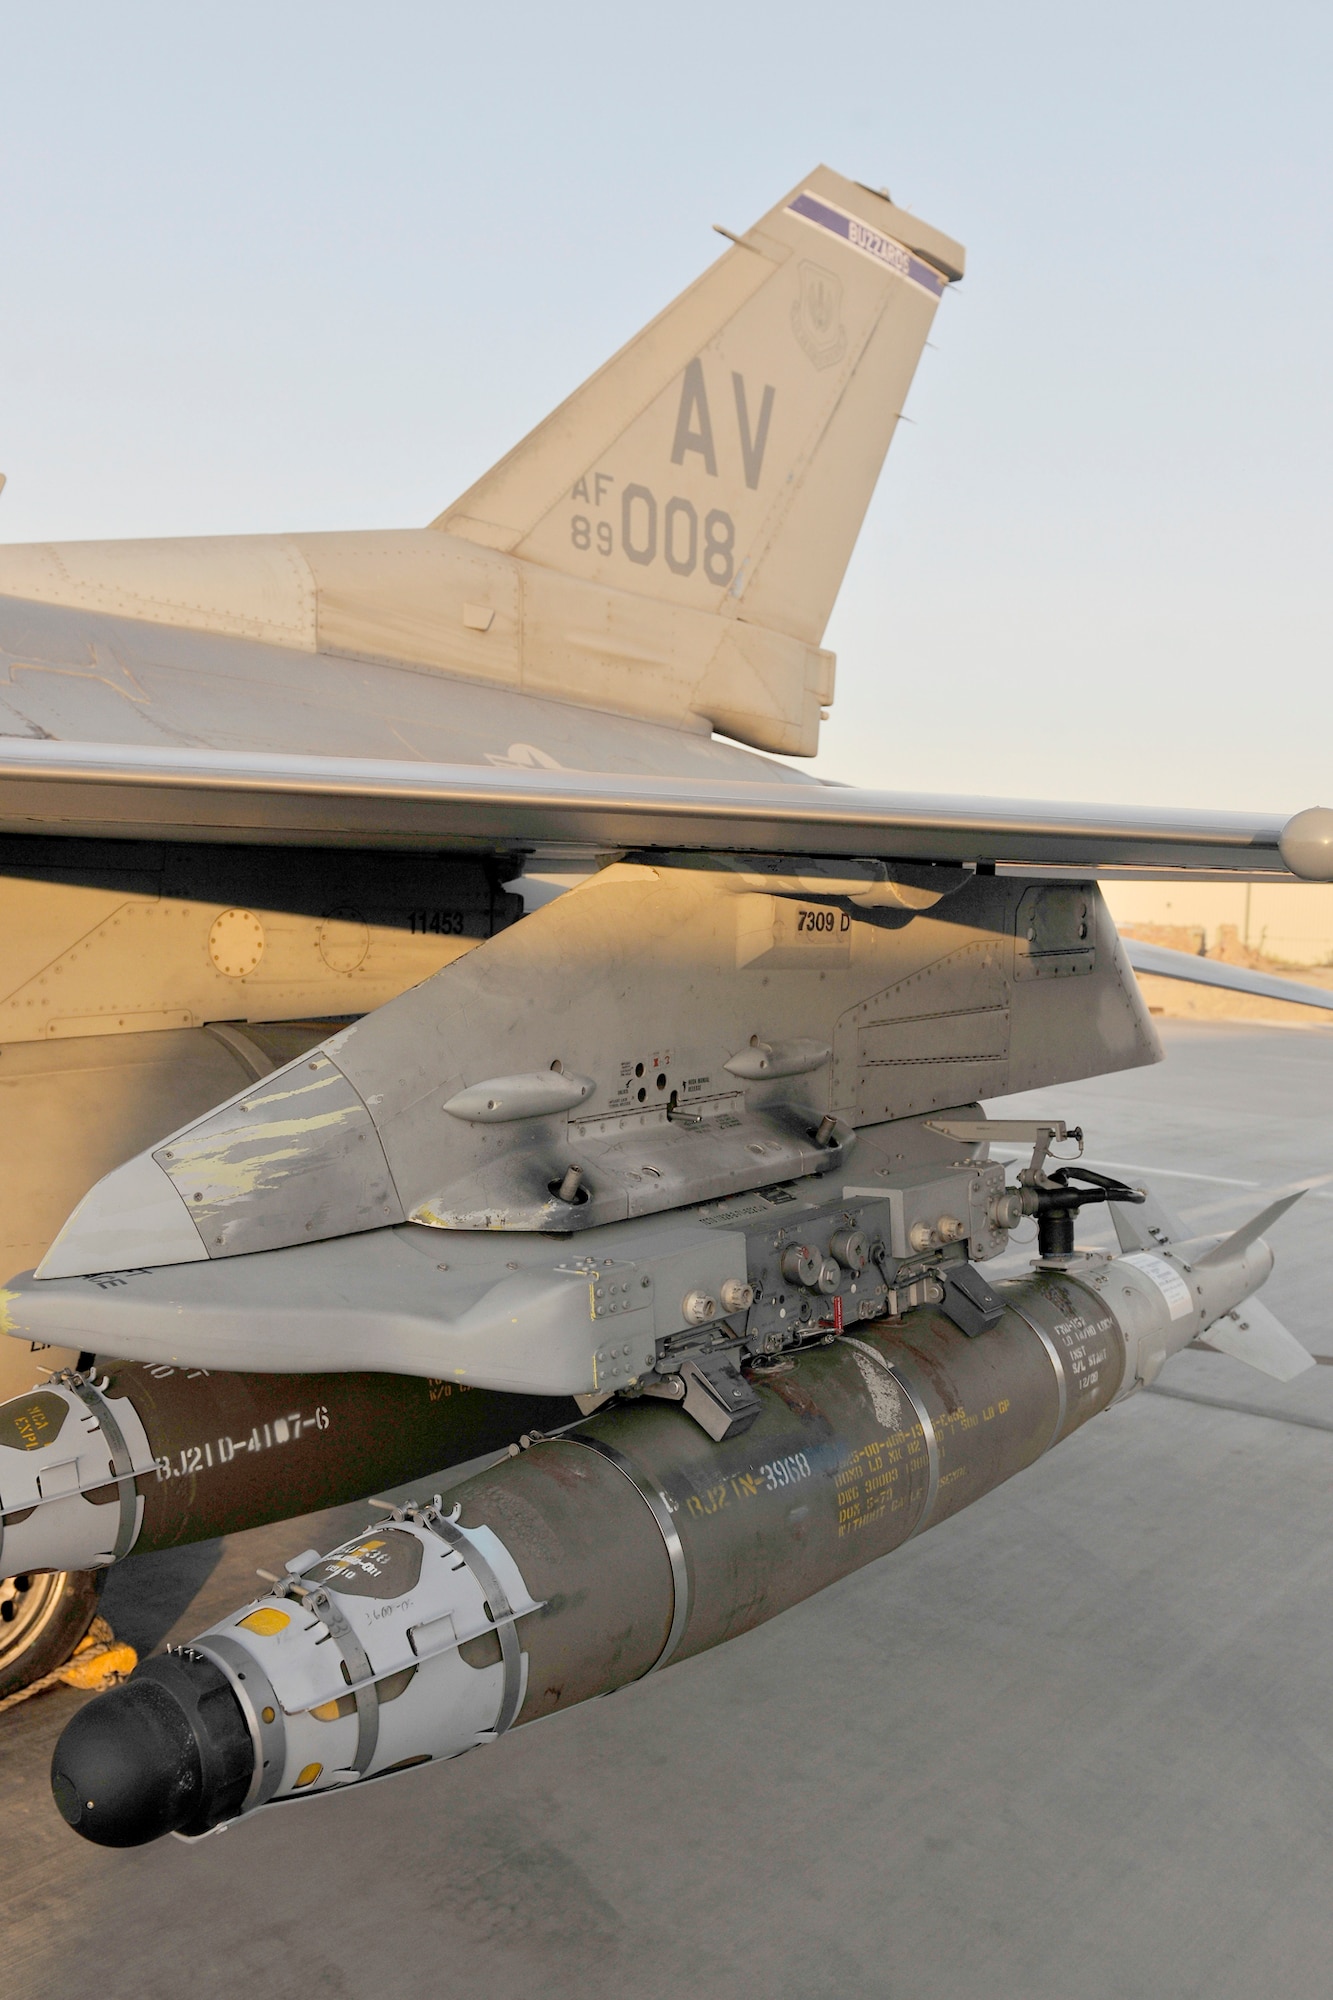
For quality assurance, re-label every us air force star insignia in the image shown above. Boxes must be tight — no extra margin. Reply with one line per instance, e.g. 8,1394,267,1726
791,260,846,370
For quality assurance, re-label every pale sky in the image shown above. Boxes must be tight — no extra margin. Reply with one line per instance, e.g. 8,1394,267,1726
2,2,1329,813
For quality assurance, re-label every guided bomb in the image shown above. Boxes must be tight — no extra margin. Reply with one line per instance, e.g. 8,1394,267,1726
51,1196,1293,1848
0,1362,579,1580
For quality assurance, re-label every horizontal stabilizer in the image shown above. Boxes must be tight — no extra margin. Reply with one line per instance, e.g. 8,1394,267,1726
1202,1298,1315,1381
1123,939,1333,1013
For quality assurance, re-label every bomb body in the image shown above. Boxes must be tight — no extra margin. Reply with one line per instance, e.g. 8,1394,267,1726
0,1362,578,1579
54,1240,1265,1846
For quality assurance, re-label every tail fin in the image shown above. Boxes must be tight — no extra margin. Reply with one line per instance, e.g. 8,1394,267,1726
1205,1298,1314,1381
1195,1177,1330,1267
435,166,963,673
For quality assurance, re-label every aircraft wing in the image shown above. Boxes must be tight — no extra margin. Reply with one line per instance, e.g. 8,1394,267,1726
0,737,1327,876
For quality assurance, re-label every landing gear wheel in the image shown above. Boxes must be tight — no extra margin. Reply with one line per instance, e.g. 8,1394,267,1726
0,1570,106,1700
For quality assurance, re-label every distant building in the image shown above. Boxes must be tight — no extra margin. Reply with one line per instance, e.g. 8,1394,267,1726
1102,882,1333,969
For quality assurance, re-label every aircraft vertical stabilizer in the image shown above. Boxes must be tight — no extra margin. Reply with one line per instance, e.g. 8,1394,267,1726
0,169,961,759
435,166,963,744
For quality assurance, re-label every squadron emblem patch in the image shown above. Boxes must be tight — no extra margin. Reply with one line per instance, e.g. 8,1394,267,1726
791,260,846,370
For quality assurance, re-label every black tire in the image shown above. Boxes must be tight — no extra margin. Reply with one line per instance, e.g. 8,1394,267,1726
0,1569,106,1699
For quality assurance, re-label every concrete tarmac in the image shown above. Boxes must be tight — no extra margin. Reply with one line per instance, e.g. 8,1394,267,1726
5,1020,1333,2000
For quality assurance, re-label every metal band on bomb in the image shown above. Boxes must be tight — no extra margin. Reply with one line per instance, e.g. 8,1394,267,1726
417,1510,529,1736
303,1586,380,1774
61,1374,145,1562
555,1434,690,1673
1005,1305,1070,1453
192,1634,287,1812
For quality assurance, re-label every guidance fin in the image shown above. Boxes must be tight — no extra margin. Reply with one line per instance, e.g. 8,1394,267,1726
1202,1298,1315,1381
1111,1184,1187,1254
1194,1180,1329,1268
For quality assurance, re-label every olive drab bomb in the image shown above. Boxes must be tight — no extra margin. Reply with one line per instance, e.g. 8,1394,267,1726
0,1364,580,1580
52,1153,1307,1846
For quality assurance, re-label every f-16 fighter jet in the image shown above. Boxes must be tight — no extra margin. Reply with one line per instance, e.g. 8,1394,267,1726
0,168,1328,1836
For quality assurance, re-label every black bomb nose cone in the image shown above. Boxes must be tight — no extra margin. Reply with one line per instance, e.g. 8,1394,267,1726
51,1653,254,1847
52,1678,203,1846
